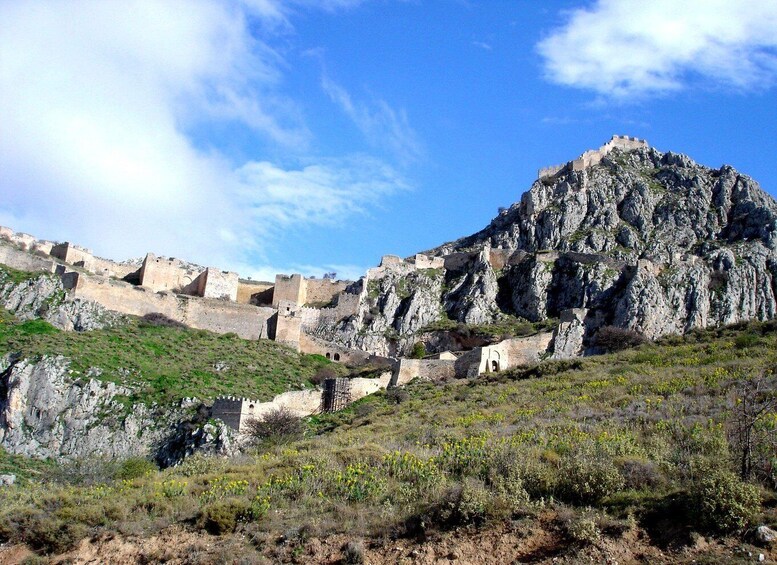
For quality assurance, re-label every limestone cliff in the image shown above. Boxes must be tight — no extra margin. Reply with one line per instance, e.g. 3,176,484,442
0,354,235,464
0,271,124,331
315,142,777,354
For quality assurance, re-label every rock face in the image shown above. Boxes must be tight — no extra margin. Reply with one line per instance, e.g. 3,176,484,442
0,354,235,465
316,143,777,355
0,271,124,331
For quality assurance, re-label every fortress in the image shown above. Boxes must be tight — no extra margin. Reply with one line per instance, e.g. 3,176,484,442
538,135,648,179
0,135,664,419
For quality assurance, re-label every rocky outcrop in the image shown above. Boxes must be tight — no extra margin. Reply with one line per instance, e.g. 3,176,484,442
0,272,124,331
0,355,235,465
318,143,777,354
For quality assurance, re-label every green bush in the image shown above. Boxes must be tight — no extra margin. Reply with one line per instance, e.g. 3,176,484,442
556,457,625,505
116,457,157,480
200,499,253,535
690,467,761,533
410,341,426,359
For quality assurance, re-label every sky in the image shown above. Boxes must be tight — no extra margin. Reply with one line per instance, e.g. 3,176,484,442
1,0,776,282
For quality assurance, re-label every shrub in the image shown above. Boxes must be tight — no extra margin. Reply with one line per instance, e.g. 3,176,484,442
244,407,305,445
311,365,338,386
594,326,647,352
556,457,625,505
558,507,602,545
140,312,187,329
116,457,157,481
689,467,761,533
410,341,427,359
734,332,760,349
615,456,665,490
385,387,409,405
343,540,365,564
200,499,252,535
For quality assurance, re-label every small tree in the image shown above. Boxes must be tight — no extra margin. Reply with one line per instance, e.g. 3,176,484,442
727,372,777,482
594,326,647,352
244,407,305,446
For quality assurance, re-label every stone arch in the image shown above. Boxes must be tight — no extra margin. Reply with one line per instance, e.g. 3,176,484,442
326,352,331,359
334,353,341,361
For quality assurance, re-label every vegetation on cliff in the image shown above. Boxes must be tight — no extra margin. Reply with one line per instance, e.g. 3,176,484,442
0,308,340,406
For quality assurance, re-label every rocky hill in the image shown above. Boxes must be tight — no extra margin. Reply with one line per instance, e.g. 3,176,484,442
312,140,777,357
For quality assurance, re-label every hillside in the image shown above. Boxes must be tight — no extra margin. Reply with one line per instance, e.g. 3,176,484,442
0,320,775,563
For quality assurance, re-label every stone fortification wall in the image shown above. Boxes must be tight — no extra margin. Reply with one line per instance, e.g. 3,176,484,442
299,292,361,332
50,242,139,279
455,333,554,378
274,300,303,349
412,254,444,270
539,135,649,179
68,273,274,339
304,278,350,306
272,274,306,307
298,332,390,366
391,358,456,386
367,254,442,281
139,253,203,294
273,274,352,308
0,242,58,274
198,268,238,301
236,280,273,305
50,242,92,267
213,392,322,431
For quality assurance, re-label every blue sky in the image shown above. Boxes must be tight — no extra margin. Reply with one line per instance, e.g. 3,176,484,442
1,0,776,281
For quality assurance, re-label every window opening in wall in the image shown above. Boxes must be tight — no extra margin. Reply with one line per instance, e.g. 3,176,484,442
491,360,499,372
326,352,331,359
334,353,341,361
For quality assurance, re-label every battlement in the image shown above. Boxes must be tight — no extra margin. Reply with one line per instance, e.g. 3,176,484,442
539,135,649,179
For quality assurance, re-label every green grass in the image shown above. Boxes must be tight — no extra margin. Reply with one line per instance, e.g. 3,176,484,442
0,309,340,405
0,263,47,285
0,448,56,487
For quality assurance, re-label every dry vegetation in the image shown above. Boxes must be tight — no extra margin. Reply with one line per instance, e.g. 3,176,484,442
0,321,776,562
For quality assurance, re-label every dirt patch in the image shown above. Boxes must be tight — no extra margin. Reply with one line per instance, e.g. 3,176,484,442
4,517,775,565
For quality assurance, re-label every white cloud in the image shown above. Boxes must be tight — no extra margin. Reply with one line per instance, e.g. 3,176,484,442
321,75,424,164
0,0,404,276
538,0,777,97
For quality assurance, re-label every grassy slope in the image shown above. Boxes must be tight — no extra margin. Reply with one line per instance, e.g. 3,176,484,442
0,309,343,405
1,321,775,558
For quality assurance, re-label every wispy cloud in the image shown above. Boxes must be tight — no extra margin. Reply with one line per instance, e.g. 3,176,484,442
538,0,777,97
472,41,492,51
321,75,424,165
0,0,403,276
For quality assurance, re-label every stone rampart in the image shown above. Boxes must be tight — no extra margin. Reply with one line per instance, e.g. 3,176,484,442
540,135,649,179
391,358,456,386
198,268,238,301
139,253,203,294
274,299,303,349
68,273,274,339
0,242,58,274
298,332,391,367
236,280,273,305
272,274,306,307
412,254,445,270
455,333,554,378
304,278,350,306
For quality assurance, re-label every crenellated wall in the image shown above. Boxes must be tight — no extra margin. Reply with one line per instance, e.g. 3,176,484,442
539,135,649,179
